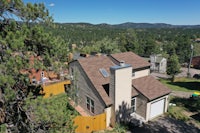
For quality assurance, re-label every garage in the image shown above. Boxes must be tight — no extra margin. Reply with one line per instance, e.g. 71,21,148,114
149,99,165,119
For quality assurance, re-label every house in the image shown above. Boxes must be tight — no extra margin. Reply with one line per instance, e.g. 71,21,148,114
150,54,167,73
20,55,70,97
69,52,171,127
20,55,60,85
191,56,200,69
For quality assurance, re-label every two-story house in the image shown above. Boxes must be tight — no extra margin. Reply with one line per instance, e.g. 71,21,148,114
69,52,171,127
150,54,167,73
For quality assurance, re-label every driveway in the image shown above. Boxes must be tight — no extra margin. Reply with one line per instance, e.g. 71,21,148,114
151,67,200,79
128,116,200,133
151,67,200,78
176,67,200,78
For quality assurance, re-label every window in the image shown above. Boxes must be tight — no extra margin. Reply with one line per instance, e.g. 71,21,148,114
99,68,109,77
32,78,37,84
86,97,94,113
41,71,44,78
131,97,136,112
132,69,135,77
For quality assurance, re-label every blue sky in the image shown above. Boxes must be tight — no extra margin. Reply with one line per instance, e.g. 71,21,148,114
24,0,200,25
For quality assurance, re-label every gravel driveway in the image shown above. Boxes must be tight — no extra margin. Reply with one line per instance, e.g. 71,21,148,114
151,67,200,79
129,116,200,133
176,67,200,78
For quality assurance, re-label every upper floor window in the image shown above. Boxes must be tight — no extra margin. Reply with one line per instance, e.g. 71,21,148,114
86,97,94,113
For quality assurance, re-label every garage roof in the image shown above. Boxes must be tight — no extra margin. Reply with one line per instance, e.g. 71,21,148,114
132,75,171,101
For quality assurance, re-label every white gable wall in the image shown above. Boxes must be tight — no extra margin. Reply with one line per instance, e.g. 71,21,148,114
132,69,150,80
145,95,169,121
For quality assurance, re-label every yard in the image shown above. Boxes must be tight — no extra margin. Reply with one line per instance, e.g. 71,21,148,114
159,77,200,125
159,77,200,92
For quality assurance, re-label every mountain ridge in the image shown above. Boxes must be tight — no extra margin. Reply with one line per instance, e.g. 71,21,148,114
57,22,200,29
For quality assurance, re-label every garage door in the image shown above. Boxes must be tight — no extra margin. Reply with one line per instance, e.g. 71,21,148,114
150,99,165,119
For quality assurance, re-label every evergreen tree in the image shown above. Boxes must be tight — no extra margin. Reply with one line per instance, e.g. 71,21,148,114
0,0,72,132
167,53,181,81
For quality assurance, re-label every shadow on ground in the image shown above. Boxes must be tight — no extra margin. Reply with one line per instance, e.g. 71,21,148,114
169,81,200,91
170,97,200,112
191,113,200,121
128,116,200,133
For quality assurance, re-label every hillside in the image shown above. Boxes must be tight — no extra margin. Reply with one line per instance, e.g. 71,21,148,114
59,22,200,29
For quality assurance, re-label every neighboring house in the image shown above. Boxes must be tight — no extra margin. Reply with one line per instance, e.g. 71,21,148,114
191,56,200,69
150,54,167,73
69,52,171,127
20,55,69,97
20,55,60,85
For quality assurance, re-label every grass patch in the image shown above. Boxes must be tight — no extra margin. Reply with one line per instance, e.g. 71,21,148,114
159,77,200,92
168,106,189,121
168,96,200,126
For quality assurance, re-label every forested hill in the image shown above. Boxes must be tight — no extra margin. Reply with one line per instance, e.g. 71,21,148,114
44,22,200,64
58,22,200,29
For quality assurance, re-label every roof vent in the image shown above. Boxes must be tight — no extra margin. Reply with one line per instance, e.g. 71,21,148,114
119,60,125,66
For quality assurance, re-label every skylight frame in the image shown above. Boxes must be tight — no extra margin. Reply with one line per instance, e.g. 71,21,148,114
99,68,109,78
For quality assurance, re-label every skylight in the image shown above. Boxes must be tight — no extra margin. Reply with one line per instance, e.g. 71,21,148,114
99,68,109,78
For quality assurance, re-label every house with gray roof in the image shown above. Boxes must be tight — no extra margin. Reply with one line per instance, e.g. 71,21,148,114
69,52,171,127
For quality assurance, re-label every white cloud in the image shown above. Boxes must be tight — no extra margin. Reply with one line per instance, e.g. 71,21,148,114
49,3,55,7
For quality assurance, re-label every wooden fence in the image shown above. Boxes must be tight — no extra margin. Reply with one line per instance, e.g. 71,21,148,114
74,113,106,133
42,80,70,98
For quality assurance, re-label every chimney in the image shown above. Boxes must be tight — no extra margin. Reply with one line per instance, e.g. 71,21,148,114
119,60,125,66
109,63,132,124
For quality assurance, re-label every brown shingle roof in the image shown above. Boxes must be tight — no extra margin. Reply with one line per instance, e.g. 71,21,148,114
76,52,168,106
78,55,114,106
110,52,150,69
132,75,171,101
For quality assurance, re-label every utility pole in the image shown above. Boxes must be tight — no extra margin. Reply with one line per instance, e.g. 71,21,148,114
187,44,194,78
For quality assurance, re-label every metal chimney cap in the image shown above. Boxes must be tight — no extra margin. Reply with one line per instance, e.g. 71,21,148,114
119,60,125,66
